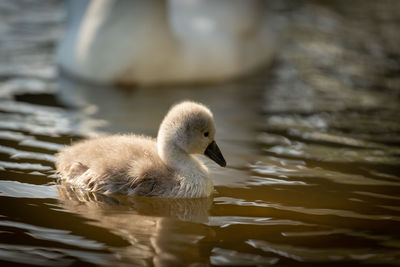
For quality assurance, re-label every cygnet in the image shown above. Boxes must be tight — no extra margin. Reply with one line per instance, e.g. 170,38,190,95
56,101,226,198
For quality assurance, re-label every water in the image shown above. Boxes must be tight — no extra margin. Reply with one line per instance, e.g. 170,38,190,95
1,0,400,266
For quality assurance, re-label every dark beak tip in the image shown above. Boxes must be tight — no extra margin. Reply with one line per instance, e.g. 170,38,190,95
219,158,227,168
204,141,226,168
215,160,227,168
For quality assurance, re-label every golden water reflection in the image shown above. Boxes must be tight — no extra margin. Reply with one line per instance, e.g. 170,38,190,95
57,186,213,266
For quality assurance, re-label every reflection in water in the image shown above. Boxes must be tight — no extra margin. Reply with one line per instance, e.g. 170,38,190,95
0,0,400,266
57,185,212,222
57,186,213,266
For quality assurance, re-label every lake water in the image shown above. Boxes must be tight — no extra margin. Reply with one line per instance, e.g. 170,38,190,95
1,0,400,266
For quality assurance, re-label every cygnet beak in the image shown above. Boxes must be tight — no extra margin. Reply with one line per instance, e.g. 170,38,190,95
204,141,226,167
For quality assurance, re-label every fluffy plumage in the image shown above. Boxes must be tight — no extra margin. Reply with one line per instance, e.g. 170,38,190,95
56,101,226,198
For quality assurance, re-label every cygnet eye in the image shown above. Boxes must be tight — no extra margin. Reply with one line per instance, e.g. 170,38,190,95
204,132,209,137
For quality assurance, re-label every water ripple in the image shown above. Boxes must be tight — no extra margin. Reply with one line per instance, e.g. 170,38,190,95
19,139,64,151
0,161,52,171
211,247,279,266
0,220,105,250
0,180,57,198
216,197,400,222
246,239,400,264
208,216,315,228
265,143,400,165
0,244,112,266
0,130,31,141
251,157,400,186
0,145,55,162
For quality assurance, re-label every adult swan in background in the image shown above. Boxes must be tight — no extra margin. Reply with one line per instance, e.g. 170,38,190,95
57,0,275,85
56,101,226,198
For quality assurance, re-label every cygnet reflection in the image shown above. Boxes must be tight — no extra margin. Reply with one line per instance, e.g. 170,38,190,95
57,185,213,266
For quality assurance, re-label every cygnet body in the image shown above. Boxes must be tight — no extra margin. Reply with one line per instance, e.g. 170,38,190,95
56,101,226,198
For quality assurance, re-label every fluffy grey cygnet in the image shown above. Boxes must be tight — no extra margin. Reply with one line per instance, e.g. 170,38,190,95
56,101,226,198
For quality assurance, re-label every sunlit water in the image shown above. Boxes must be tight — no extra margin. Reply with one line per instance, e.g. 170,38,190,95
1,0,400,266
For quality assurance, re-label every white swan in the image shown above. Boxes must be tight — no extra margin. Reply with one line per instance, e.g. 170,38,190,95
57,0,274,85
55,101,226,198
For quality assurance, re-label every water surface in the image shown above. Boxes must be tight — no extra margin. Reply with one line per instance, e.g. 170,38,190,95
1,0,400,266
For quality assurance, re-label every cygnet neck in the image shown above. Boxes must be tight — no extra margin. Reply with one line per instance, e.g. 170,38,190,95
157,140,207,180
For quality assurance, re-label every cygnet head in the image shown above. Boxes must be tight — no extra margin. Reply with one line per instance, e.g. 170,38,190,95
157,101,226,167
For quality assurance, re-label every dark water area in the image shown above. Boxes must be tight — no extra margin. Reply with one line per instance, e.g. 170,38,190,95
1,0,400,266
